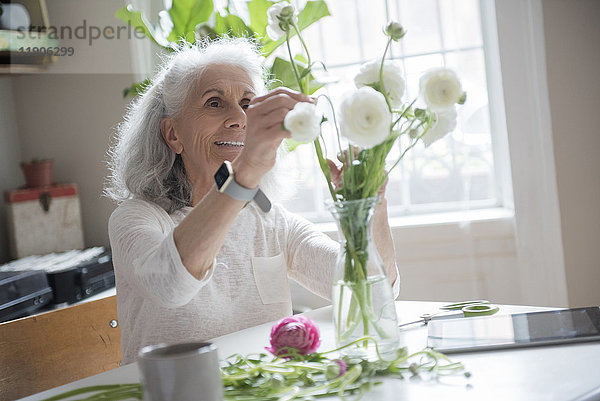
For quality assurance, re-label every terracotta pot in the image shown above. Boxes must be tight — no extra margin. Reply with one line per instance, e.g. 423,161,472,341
20,159,54,188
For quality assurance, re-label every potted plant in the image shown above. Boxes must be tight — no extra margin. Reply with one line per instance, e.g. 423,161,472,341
20,158,54,188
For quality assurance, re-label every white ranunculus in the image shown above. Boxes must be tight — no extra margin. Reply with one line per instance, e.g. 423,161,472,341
421,107,457,147
419,68,464,110
339,87,392,149
266,2,298,41
354,59,405,109
284,102,321,142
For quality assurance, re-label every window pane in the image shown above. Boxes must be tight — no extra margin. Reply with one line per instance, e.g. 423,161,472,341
264,0,500,221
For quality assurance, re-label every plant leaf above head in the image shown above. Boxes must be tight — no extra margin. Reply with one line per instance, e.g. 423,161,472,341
123,78,152,98
115,5,169,48
214,11,253,38
247,0,274,38
261,0,331,56
167,0,214,43
270,57,324,95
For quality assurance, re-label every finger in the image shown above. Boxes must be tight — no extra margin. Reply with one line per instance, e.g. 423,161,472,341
327,159,342,187
250,87,311,105
378,175,389,196
248,93,310,117
262,125,291,139
327,159,341,175
250,107,289,130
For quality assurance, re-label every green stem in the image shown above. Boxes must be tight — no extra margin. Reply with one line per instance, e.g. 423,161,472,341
379,38,393,112
315,94,343,156
392,97,418,129
292,22,312,94
285,30,304,93
383,112,434,182
314,138,337,201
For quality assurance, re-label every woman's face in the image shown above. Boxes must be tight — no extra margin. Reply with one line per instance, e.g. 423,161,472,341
166,63,256,191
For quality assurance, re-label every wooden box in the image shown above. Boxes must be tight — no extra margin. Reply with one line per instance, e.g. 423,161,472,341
4,183,84,258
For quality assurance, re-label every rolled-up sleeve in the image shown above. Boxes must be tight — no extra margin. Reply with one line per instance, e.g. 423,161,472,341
109,200,213,308
277,207,338,300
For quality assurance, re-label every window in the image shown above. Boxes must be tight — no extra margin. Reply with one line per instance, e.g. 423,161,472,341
276,0,506,223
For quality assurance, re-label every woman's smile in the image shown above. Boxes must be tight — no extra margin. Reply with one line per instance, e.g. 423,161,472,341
214,140,245,147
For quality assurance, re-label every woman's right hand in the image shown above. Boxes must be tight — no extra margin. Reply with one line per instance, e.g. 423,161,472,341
233,88,312,188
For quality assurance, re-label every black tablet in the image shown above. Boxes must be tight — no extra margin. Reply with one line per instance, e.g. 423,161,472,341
427,306,600,354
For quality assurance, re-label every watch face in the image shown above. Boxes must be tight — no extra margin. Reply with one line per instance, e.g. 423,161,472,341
214,161,232,189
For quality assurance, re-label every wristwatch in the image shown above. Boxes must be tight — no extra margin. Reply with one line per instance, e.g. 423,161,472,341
214,161,271,213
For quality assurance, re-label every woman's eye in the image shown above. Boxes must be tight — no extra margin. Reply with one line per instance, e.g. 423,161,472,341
207,98,220,108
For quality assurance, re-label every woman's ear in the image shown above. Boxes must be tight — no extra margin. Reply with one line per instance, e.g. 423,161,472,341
160,117,184,154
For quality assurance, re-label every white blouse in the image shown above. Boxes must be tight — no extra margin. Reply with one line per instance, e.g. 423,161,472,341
109,199,341,364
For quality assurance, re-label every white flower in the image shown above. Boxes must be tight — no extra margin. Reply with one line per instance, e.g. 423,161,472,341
284,102,321,142
339,87,392,149
354,60,405,109
266,2,298,41
419,68,464,110
421,107,457,147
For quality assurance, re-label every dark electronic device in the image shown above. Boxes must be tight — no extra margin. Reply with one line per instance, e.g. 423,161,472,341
46,251,115,304
0,270,53,323
427,306,600,354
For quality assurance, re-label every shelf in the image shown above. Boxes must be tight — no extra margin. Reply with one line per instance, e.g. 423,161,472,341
0,63,49,74
0,0,56,73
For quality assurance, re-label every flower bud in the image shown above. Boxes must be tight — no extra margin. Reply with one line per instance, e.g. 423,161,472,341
270,373,286,388
409,362,420,376
385,22,406,41
325,359,347,379
279,5,295,19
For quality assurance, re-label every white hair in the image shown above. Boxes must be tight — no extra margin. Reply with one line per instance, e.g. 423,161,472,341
105,37,288,213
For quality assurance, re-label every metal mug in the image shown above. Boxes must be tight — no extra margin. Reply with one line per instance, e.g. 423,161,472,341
138,342,223,401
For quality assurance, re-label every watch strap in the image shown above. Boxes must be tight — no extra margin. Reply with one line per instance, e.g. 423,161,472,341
253,188,272,213
223,177,259,202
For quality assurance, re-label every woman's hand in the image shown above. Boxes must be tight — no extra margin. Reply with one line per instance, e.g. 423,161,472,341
233,88,312,188
326,147,388,199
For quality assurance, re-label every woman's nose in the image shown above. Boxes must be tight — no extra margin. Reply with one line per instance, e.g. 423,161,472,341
226,106,247,129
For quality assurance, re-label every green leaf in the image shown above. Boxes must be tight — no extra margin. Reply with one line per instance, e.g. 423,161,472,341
115,5,166,47
269,57,324,95
123,79,152,98
167,0,214,43
247,0,274,38
294,54,308,65
261,0,331,56
214,12,253,37
283,138,307,152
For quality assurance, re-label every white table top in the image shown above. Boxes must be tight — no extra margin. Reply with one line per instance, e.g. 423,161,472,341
19,301,600,401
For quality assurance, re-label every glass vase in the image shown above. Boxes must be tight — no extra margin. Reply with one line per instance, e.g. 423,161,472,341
328,197,399,361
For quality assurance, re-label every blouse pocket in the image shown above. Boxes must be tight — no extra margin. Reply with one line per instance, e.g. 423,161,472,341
251,253,290,305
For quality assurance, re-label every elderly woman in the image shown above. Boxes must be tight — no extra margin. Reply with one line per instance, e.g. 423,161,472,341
106,38,399,364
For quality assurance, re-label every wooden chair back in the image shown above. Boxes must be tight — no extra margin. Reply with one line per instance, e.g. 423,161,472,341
0,295,121,401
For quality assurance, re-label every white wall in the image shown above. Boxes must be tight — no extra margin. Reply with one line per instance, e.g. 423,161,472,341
542,0,600,308
12,74,135,250
1,0,598,308
3,0,144,257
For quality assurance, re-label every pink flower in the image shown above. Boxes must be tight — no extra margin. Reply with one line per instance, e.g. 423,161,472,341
266,316,321,356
